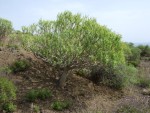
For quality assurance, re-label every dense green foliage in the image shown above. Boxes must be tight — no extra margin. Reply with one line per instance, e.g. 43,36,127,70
0,18,13,38
20,11,125,87
0,77,16,102
21,11,125,68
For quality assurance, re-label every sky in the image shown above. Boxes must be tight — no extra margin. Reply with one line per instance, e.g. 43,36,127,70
0,0,150,43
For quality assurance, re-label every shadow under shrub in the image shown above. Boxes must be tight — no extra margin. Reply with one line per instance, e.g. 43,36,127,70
75,68,91,78
90,64,137,90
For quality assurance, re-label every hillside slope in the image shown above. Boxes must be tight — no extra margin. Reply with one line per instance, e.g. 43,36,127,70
0,45,150,113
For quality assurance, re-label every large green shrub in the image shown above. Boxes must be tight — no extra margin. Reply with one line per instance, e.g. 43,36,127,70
90,64,138,90
21,11,125,87
0,18,13,38
0,77,16,103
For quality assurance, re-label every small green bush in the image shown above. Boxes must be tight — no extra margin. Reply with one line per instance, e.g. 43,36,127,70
6,44,19,50
0,77,16,103
137,77,150,88
2,102,16,113
116,105,141,113
37,88,52,100
0,66,12,75
25,89,38,102
26,88,52,102
51,100,71,111
90,65,138,90
10,59,30,73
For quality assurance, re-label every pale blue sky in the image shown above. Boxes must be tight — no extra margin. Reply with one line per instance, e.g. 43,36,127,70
0,0,150,43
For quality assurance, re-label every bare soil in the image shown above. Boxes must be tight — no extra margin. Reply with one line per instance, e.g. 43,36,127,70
0,44,150,113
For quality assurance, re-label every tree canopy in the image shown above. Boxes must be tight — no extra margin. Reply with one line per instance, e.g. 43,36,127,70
20,11,125,87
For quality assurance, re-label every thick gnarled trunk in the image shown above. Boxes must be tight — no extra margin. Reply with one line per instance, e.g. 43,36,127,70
58,69,69,88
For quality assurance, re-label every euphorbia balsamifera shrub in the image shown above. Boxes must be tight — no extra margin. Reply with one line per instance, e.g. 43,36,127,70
21,11,125,87
0,18,13,38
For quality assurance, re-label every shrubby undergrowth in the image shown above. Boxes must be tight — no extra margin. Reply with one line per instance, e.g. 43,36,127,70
90,64,138,90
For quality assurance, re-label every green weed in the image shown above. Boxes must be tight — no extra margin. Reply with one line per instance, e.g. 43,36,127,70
0,77,16,103
26,88,52,102
33,104,40,113
51,100,71,111
10,59,30,73
37,88,52,100
2,102,16,113
137,76,150,88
